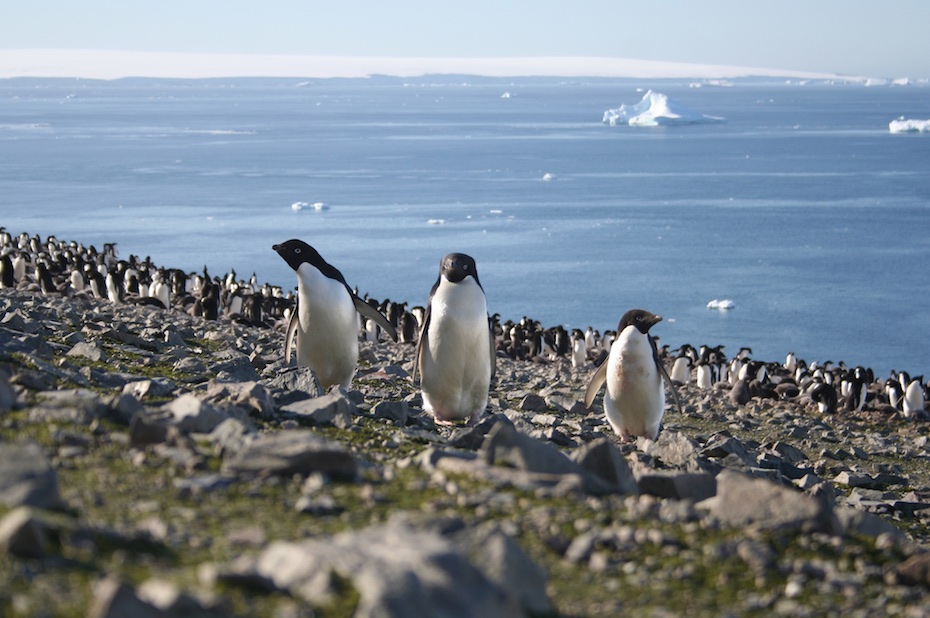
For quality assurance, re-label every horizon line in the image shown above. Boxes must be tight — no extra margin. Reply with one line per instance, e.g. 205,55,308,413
0,48,867,81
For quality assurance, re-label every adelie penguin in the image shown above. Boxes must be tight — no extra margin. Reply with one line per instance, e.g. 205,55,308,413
273,239,397,389
584,309,682,441
414,252,495,425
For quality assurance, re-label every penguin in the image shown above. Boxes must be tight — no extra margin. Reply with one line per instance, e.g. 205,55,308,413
808,380,838,415
903,376,925,419
570,329,587,369
583,309,682,442
0,254,14,288
670,355,692,384
273,239,397,389
414,252,495,424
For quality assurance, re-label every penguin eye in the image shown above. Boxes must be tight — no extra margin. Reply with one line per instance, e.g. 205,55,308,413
294,248,302,254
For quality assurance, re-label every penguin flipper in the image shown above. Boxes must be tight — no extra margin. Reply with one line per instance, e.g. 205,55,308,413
659,361,684,414
284,309,300,365
352,295,399,342
412,319,429,386
584,359,609,409
488,317,496,381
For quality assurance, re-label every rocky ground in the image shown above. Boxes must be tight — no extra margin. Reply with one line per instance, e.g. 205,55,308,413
2,286,930,617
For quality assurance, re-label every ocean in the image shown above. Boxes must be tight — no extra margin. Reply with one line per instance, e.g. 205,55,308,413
1,75,928,377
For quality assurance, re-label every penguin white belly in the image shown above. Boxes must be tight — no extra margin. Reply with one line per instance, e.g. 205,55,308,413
604,330,664,440
421,282,491,421
295,264,359,389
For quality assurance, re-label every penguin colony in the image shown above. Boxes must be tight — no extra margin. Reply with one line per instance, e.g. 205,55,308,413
2,228,928,439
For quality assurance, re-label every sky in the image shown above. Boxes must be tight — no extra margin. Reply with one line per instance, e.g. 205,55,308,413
2,0,928,79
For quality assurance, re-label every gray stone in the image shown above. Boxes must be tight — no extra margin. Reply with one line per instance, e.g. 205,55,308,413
372,400,409,426
519,393,547,412
244,520,525,617
638,471,716,502
87,577,166,618
123,378,176,401
67,340,106,362
706,470,840,534
222,430,358,480
480,422,613,495
129,412,170,447
457,524,553,615
281,389,354,428
572,438,638,495
0,507,49,558
0,369,17,411
202,380,276,420
162,393,229,434
646,430,703,470
0,440,65,510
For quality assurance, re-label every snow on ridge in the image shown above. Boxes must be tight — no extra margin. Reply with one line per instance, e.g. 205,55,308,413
0,49,851,81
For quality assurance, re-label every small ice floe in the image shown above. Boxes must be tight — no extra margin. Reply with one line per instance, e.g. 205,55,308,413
489,209,503,214
707,299,735,310
427,219,446,225
500,91,512,99
603,90,726,127
291,201,329,212
542,173,555,181
889,117,930,133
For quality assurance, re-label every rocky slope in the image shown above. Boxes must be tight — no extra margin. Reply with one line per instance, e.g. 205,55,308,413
2,287,930,617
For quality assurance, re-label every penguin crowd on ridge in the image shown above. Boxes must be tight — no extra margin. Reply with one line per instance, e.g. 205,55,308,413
2,229,928,438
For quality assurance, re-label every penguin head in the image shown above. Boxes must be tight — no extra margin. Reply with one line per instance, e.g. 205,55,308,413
439,253,480,286
617,308,662,335
273,239,347,284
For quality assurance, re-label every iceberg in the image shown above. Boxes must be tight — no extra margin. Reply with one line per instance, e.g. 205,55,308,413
889,117,930,133
706,299,735,311
602,90,726,127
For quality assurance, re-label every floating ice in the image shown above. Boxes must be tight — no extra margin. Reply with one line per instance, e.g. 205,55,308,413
291,201,328,212
889,117,930,133
291,201,306,211
603,90,726,127
542,173,554,181
427,219,446,225
707,299,735,310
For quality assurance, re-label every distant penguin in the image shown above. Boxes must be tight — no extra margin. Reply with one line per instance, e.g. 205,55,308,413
670,355,692,384
0,254,13,288
274,239,397,389
695,361,713,389
414,253,495,424
570,329,587,369
583,309,682,441
809,381,838,415
903,377,925,419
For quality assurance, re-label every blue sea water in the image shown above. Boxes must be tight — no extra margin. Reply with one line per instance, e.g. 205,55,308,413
1,75,929,377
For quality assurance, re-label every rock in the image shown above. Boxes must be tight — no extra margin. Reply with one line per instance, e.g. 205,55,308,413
645,430,704,470
893,553,930,587
122,379,176,401
456,523,553,615
87,577,166,618
0,507,49,558
0,440,65,510
519,393,547,412
202,380,275,420
372,400,409,426
67,340,106,362
571,438,638,495
263,366,324,401
479,422,613,495
162,393,229,434
129,412,170,447
240,520,526,617
704,470,840,534
637,471,716,502
222,430,358,480
0,368,17,411
280,389,355,428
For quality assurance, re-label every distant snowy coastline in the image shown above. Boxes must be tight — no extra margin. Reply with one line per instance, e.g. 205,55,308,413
603,90,726,127
0,49,858,81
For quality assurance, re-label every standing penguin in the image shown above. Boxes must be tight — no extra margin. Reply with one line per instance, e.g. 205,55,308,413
273,239,397,389
584,309,681,441
414,253,495,424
